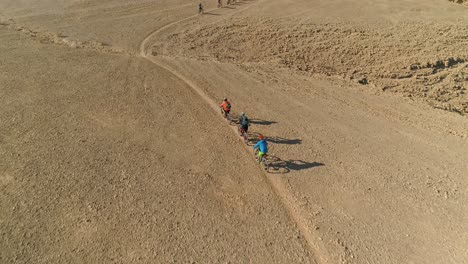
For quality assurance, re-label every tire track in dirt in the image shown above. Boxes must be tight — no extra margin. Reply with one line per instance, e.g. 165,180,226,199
139,2,330,263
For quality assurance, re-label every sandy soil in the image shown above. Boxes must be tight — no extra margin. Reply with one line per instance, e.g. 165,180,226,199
1,0,468,263
160,1,468,115
449,0,468,6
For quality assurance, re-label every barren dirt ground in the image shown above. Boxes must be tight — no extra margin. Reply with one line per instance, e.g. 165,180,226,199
1,0,467,263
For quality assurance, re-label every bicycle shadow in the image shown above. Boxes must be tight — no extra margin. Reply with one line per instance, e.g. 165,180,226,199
285,160,324,171
203,12,221,15
267,136,302,145
250,119,277,126
265,155,324,174
228,113,276,126
249,132,301,145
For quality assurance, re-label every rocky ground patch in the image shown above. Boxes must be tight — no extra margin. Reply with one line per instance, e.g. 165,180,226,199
157,18,468,115
449,0,468,6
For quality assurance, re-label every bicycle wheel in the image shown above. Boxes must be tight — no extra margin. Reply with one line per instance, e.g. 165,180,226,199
260,158,268,171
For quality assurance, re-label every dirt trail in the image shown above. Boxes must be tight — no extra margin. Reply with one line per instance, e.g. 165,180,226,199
0,1,315,263
146,55,329,263
151,51,468,264
140,0,468,262
139,1,330,262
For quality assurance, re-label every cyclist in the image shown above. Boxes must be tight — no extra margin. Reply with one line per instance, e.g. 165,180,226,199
238,112,250,133
253,134,268,162
198,3,204,14
218,0,222,8
220,98,231,118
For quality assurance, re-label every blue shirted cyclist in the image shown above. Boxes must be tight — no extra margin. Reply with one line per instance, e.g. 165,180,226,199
253,134,268,161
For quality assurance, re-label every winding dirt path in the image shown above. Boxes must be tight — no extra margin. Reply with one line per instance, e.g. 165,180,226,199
138,2,329,263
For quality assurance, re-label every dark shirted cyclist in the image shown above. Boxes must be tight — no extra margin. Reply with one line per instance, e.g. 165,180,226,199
239,112,250,133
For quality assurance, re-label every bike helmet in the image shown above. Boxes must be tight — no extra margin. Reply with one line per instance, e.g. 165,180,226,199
240,112,245,116
223,97,228,101
258,134,264,140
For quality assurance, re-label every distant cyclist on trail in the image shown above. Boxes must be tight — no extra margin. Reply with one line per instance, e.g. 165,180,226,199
220,97,231,119
198,3,204,14
218,0,222,8
239,112,250,133
253,134,268,161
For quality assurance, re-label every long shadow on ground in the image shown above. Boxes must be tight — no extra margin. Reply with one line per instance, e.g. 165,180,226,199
203,12,221,15
264,155,324,174
228,114,277,126
267,136,302,145
250,119,277,126
248,132,301,145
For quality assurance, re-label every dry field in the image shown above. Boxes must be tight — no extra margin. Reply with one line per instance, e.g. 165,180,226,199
1,0,467,263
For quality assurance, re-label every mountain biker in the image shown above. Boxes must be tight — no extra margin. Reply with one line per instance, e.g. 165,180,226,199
218,0,222,8
198,3,203,14
253,134,268,161
220,98,231,118
239,112,250,133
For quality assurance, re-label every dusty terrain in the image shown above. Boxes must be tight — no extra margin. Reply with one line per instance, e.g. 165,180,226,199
1,0,468,263
449,0,468,6
161,6,468,115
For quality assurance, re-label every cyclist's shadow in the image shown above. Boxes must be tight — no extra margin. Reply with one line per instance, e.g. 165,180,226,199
265,136,302,145
250,119,277,126
230,114,277,127
247,132,301,146
265,155,324,174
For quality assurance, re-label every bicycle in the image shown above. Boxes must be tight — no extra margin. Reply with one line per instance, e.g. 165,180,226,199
238,125,248,144
254,148,269,171
220,108,232,124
